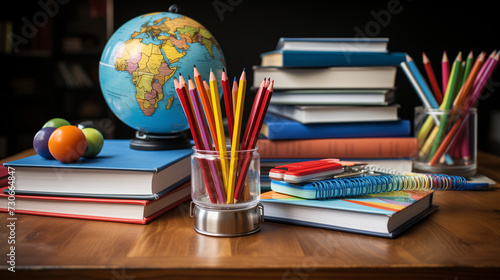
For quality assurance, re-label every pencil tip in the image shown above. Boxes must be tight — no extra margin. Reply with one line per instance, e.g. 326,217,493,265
193,64,196,68
222,67,225,72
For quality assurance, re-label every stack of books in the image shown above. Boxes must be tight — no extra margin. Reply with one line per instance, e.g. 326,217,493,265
0,140,192,224
252,38,417,186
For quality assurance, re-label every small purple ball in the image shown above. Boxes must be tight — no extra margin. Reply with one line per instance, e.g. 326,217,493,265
33,127,57,159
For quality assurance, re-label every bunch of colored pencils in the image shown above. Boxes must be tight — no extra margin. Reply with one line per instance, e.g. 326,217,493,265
401,50,499,166
173,66,274,204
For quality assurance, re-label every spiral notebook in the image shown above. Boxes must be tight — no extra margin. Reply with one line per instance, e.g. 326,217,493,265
270,165,492,200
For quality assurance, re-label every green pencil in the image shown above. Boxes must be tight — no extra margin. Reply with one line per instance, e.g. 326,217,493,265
429,52,462,160
461,51,474,87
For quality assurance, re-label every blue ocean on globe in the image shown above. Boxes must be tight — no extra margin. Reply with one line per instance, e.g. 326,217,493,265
99,12,226,134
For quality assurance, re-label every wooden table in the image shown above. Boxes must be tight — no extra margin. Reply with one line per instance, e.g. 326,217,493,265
1,150,499,279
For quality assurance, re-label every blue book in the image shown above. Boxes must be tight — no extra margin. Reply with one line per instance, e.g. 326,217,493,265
4,139,193,196
260,190,436,238
260,50,407,67
261,112,411,140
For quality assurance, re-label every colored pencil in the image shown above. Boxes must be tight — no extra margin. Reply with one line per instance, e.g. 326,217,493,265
441,51,450,95
209,69,229,188
234,80,274,201
422,52,443,104
240,78,267,151
231,76,238,115
447,52,485,161
193,65,218,149
429,51,499,166
405,55,440,109
174,78,217,203
226,69,247,203
221,69,234,140
461,51,474,86
188,77,226,203
233,77,267,201
429,52,462,158
468,50,499,107
452,52,485,108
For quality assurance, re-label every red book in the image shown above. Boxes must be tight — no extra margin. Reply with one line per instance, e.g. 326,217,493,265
0,181,191,224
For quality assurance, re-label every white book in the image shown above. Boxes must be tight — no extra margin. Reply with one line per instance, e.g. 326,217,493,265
275,37,389,52
267,104,399,124
252,66,397,90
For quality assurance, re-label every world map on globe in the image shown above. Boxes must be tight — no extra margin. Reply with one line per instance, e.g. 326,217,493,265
99,12,226,134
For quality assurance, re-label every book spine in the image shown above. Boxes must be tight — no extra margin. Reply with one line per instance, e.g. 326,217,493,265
262,120,411,140
282,51,407,67
256,138,417,159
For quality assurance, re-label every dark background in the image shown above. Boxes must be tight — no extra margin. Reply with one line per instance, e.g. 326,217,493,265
2,0,500,158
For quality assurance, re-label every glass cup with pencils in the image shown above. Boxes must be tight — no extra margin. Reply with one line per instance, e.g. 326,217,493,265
413,106,477,177
174,66,274,236
190,147,263,236
403,50,499,177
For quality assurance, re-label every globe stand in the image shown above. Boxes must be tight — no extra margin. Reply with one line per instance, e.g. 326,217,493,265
130,130,191,150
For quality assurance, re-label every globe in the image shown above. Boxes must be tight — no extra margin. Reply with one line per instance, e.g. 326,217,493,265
99,11,226,148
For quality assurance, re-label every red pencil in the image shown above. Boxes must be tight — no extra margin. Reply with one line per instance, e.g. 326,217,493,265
174,78,201,149
422,52,443,104
240,78,267,151
441,51,450,96
221,69,234,140
174,78,217,203
234,80,274,201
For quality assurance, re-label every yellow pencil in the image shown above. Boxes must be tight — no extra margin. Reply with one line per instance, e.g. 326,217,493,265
209,69,229,189
227,69,247,203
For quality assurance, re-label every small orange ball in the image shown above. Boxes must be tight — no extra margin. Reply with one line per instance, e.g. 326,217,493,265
48,125,87,163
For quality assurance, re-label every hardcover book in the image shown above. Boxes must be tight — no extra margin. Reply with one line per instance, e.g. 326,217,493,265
260,50,406,67
0,181,191,224
261,112,410,140
267,104,400,124
269,88,396,106
256,137,418,159
275,37,389,52
252,66,398,90
3,139,193,196
260,190,436,238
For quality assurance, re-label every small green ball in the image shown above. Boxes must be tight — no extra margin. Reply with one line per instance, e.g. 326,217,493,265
82,128,104,158
43,118,71,129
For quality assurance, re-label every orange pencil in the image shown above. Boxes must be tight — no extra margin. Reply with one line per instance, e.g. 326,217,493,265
231,76,238,115
193,65,218,149
422,52,443,104
452,51,485,108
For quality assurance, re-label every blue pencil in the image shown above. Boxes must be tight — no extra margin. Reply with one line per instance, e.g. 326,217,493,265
405,55,439,109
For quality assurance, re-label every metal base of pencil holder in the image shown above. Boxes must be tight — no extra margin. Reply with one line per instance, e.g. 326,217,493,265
190,202,264,237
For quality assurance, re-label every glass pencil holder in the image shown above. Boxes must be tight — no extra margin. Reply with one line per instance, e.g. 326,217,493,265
189,147,263,237
413,106,477,177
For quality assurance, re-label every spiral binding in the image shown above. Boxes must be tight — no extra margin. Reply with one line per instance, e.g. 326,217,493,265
309,167,468,200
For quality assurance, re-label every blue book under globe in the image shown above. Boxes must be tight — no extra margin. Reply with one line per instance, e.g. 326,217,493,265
4,139,193,198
